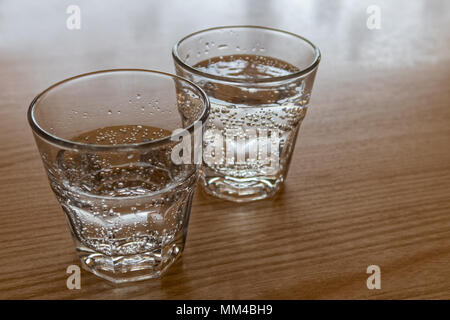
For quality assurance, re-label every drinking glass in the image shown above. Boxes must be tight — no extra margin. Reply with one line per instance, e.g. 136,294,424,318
28,69,209,283
173,26,320,202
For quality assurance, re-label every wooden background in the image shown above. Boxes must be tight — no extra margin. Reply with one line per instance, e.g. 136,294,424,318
0,0,449,299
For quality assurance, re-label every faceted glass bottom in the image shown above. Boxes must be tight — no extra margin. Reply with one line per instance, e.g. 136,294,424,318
201,175,283,202
75,237,185,283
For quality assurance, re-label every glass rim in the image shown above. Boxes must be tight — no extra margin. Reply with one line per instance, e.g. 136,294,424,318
172,25,321,84
27,68,210,152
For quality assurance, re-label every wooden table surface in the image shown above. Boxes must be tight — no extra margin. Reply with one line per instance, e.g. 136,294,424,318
0,0,449,300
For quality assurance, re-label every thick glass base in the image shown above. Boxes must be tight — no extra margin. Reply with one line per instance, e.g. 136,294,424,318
76,239,184,283
201,175,282,202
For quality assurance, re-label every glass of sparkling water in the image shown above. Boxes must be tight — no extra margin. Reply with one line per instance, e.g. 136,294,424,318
173,26,321,202
27,69,209,283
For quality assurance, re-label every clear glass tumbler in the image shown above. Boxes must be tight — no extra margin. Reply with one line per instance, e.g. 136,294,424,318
173,26,321,202
27,69,209,283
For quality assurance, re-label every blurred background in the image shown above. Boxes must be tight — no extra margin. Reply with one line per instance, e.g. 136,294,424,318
1,0,448,90
2,0,449,156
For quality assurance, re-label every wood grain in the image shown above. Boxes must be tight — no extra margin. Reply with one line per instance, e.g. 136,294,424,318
0,0,449,299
